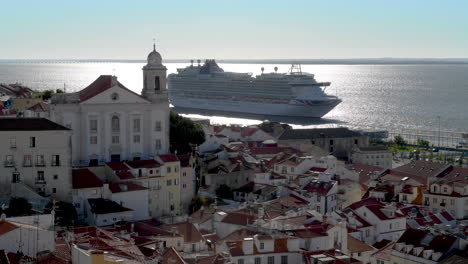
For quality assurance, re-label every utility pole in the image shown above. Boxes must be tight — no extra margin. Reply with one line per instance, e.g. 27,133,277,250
438,116,441,148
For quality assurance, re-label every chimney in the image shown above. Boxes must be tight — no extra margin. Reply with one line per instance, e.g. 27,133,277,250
111,75,118,86
242,238,254,255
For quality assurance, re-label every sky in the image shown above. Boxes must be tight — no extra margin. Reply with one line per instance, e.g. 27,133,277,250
1,0,467,59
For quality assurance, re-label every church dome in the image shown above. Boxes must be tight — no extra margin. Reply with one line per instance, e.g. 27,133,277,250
147,44,162,65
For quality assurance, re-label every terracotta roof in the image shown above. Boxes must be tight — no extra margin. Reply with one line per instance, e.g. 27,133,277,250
78,75,145,102
108,182,147,193
0,118,70,131
348,163,384,184
241,127,259,137
116,171,134,180
190,207,217,224
249,146,302,156
72,168,103,189
0,221,18,236
125,159,160,169
221,211,256,226
158,154,179,163
347,235,375,253
397,228,457,254
177,154,192,167
164,222,204,243
27,102,50,112
219,229,258,242
303,180,336,195
279,127,362,140
162,247,186,264
105,162,130,171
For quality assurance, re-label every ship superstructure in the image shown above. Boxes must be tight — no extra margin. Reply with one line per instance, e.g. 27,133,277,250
168,60,341,117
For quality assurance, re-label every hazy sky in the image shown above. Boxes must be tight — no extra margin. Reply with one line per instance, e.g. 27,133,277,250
1,0,467,59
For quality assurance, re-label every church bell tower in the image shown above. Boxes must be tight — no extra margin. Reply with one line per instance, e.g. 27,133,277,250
142,43,168,103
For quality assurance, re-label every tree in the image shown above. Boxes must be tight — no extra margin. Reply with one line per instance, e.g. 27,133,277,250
429,151,434,161
458,153,464,167
170,112,205,154
55,89,64,93
44,201,77,227
216,184,233,199
3,198,33,217
394,135,407,146
417,138,430,147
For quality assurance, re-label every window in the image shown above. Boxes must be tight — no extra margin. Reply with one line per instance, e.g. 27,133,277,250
183,183,187,188
450,199,455,206
53,174,58,180
112,136,120,144
89,159,99,166
183,172,187,177
238,259,244,264
433,198,437,204
155,139,162,150
317,196,321,202
23,155,32,167
51,155,60,166
389,223,392,230
90,136,98,144
316,206,321,212
290,167,294,173
155,121,162,132
10,137,16,148
167,179,172,186
167,166,171,173
268,256,274,264
260,242,264,249
133,118,141,133
52,188,56,194
311,140,315,144
111,116,120,132
174,179,179,185
255,257,261,264
37,171,45,181
36,155,45,166
330,146,334,152
30,137,36,148
5,155,14,167
281,256,288,264
443,187,448,193
133,135,140,143
330,139,334,145
355,139,358,145
192,243,196,252
89,119,97,132
155,76,160,91
281,166,287,174
365,229,370,237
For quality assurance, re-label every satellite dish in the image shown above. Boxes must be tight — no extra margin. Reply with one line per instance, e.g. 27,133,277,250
274,66,278,72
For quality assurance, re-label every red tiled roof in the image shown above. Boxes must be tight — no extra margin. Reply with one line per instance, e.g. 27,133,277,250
158,154,179,163
116,171,134,180
108,182,147,193
0,221,18,235
27,102,50,112
72,168,103,189
303,180,336,195
125,159,160,169
348,164,384,184
440,211,455,221
164,222,204,243
249,147,302,156
221,211,256,226
78,75,145,102
177,154,192,167
309,167,327,172
105,162,130,171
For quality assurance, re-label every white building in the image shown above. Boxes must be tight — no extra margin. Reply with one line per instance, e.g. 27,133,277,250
50,45,170,166
0,118,73,202
0,218,55,257
351,146,392,168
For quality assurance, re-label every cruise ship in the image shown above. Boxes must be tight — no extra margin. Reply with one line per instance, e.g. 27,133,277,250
168,60,341,118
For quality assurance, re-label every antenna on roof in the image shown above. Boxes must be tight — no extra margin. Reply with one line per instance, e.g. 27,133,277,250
153,38,156,51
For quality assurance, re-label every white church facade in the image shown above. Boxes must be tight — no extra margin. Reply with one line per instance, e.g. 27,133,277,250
50,45,170,167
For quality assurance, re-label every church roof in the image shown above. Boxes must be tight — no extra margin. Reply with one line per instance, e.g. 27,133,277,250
78,75,146,102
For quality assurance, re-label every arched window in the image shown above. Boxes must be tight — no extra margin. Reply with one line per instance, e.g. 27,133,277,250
111,116,120,132
155,76,160,91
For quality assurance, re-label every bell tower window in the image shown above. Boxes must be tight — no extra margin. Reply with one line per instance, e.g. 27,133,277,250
155,76,160,91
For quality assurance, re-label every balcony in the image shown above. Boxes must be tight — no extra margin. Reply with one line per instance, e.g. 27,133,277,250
51,162,60,167
35,179,46,184
35,162,46,167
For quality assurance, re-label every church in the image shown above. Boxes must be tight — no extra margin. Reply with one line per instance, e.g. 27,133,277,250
50,45,170,167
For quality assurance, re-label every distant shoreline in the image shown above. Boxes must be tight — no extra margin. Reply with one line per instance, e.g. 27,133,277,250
1,58,468,65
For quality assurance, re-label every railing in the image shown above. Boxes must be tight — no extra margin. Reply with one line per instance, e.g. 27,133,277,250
35,179,46,184
4,161,15,167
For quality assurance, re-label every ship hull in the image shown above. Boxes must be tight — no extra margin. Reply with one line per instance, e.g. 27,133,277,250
170,97,340,118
